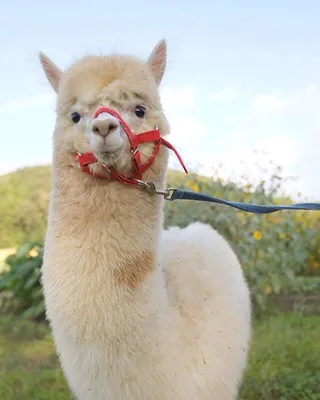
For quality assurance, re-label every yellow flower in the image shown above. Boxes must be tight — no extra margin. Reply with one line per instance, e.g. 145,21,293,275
29,249,38,257
253,230,262,240
279,233,286,239
264,286,272,295
312,262,319,269
186,179,199,192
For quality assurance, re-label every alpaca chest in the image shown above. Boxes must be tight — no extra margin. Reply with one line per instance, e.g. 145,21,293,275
53,328,196,400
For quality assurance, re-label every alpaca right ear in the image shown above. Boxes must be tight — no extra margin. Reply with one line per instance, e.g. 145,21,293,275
147,39,167,86
39,52,62,93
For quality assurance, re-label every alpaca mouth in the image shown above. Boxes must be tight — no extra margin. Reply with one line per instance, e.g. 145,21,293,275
96,147,122,164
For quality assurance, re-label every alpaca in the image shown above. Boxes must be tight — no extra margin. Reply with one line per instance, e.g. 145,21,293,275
39,39,251,400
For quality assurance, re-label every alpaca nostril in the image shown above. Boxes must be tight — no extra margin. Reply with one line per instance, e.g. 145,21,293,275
108,122,118,133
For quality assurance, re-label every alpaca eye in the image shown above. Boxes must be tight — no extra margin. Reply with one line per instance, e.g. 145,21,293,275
71,112,81,124
134,105,146,118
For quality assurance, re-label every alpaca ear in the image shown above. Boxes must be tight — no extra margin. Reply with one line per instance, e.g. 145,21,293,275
147,39,167,86
39,52,62,93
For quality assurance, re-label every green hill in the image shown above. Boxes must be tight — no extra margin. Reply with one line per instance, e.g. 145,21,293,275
0,165,52,248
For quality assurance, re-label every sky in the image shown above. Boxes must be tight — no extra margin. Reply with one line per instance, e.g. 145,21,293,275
1,0,319,201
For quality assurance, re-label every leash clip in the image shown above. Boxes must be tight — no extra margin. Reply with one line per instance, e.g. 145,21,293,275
133,179,174,199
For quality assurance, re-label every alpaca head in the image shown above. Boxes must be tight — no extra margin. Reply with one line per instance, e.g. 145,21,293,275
39,40,170,180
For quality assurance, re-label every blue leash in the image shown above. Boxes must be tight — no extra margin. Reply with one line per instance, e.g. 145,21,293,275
165,188,320,215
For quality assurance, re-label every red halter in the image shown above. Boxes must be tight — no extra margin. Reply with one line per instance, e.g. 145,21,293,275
74,107,188,185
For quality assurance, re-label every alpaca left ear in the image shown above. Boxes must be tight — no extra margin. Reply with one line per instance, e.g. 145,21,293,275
147,39,167,86
39,52,62,93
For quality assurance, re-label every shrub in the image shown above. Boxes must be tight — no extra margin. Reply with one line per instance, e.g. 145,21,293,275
165,160,320,313
0,242,44,319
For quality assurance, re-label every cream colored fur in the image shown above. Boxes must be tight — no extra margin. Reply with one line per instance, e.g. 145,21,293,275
40,39,251,400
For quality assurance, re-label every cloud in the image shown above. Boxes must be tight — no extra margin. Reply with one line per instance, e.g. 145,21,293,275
160,86,208,170
249,83,320,123
1,93,55,114
202,83,320,200
160,86,197,110
159,83,319,201
208,86,239,105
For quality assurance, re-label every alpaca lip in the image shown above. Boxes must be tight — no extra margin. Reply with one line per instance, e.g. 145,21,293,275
95,148,122,168
75,106,188,185
97,147,122,159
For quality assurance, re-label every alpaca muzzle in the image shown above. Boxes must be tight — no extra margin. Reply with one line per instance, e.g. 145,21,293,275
75,107,188,187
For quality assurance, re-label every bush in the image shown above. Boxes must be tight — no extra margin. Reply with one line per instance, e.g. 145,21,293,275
0,242,44,319
0,165,51,248
165,160,320,313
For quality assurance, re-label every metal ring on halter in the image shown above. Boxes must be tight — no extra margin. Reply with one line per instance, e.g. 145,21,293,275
100,163,111,173
75,152,83,169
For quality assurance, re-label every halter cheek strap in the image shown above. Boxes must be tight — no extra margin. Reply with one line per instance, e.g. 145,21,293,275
75,107,187,184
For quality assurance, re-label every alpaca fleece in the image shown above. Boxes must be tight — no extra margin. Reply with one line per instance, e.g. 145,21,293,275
40,39,251,400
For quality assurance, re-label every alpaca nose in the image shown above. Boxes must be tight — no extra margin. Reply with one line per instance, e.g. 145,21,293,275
92,117,120,137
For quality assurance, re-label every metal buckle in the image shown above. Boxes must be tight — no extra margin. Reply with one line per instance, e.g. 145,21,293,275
101,163,111,173
131,148,139,157
133,179,174,199
75,152,83,169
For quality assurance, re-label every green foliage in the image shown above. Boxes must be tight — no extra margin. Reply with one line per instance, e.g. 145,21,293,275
0,316,68,400
0,313,319,399
164,161,320,313
0,165,51,248
286,276,320,294
0,242,44,319
238,313,320,399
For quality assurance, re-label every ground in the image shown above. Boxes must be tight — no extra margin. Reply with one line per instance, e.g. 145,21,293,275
0,312,319,400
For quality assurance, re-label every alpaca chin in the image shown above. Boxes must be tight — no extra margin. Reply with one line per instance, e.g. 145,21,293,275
40,39,252,400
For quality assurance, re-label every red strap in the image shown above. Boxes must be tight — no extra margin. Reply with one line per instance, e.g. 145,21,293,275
75,106,188,184
140,140,161,173
76,152,98,166
135,129,160,144
93,107,139,149
160,138,188,174
75,152,139,184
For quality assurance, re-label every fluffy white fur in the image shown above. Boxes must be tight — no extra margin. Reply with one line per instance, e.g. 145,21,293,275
39,39,251,400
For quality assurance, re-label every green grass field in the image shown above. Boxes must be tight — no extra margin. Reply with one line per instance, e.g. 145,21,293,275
0,313,319,399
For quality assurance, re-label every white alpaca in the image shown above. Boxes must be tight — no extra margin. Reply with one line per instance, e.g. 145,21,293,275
39,39,251,400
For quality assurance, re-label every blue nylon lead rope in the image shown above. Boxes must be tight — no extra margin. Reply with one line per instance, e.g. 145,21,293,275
166,189,320,215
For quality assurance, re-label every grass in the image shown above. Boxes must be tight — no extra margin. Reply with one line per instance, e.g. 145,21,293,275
238,312,320,399
0,313,319,399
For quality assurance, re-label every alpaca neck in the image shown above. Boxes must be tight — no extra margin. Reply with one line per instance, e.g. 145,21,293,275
47,147,169,301
51,166,165,272
44,154,171,343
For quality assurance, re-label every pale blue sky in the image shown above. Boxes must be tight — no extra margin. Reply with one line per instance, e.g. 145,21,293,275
1,0,319,200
